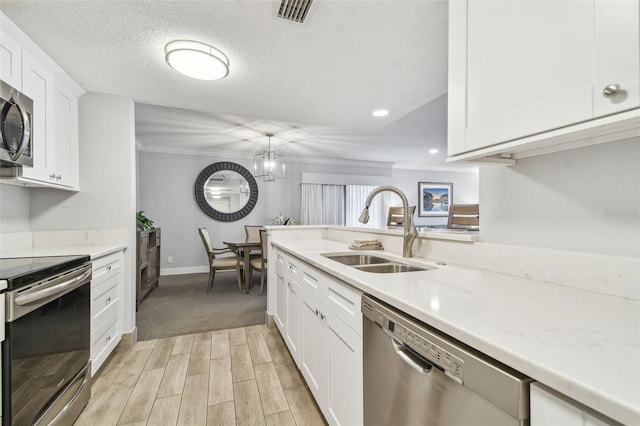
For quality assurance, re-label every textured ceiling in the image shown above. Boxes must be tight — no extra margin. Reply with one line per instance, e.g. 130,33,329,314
0,1,466,169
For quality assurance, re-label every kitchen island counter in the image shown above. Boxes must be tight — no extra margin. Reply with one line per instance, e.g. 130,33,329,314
271,237,639,425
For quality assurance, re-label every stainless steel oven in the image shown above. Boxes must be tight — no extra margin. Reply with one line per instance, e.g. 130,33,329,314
0,255,91,426
0,79,33,168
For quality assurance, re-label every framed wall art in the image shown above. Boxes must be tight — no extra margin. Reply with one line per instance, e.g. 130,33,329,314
418,182,452,217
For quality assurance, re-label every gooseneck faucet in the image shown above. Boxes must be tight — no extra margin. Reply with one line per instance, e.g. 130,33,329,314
358,186,417,258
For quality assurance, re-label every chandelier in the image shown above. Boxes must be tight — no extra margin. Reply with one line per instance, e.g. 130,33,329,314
254,133,285,182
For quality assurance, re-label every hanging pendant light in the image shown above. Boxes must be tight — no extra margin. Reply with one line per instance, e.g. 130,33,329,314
254,133,285,182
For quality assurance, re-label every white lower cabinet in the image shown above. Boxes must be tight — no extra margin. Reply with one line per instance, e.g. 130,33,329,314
284,275,302,363
300,289,328,407
326,312,362,426
272,248,363,426
274,250,286,330
91,250,124,376
531,383,617,426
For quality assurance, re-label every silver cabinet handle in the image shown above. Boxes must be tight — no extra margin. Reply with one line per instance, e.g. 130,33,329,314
106,296,112,303
50,174,56,180
56,174,62,180
603,84,621,98
319,312,325,320
107,265,112,271
106,335,111,342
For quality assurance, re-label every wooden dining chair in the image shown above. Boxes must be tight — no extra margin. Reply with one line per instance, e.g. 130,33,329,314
198,227,242,292
447,204,480,229
248,229,268,295
244,225,263,243
387,206,416,227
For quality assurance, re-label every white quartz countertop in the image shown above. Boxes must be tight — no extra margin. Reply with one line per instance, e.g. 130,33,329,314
0,243,127,260
273,238,640,425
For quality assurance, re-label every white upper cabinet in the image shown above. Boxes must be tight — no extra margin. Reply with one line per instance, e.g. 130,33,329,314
1,12,83,189
0,27,22,89
448,0,640,162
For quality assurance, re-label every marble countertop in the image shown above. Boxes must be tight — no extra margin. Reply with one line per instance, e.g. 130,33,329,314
0,243,127,260
272,238,639,425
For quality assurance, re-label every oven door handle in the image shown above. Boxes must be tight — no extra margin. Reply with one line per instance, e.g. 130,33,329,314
15,269,91,306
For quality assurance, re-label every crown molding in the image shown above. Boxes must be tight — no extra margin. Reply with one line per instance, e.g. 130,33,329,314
392,163,479,173
136,144,395,169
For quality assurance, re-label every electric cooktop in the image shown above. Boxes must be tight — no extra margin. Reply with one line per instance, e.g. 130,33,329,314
0,255,90,289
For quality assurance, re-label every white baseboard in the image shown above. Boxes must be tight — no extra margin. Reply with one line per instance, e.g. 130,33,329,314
160,266,238,276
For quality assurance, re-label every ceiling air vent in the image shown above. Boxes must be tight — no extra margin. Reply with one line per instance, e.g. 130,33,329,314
277,0,313,23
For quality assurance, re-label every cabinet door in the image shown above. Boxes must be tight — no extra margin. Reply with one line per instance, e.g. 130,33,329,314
326,314,363,426
284,277,301,364
300,290,328,410
50,79,78,187
530,383,616,426
593,0,640,118
0,28,22,89
20,50,51,182
274,270,286,332
464,1,595,152
449,0,640,156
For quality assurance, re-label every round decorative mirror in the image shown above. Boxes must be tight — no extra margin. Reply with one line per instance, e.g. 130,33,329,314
194,162,258,221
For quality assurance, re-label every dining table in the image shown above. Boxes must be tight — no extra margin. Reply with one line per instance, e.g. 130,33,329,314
223,239,262,294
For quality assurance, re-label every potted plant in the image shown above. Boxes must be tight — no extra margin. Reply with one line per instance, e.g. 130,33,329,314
136,211,154,231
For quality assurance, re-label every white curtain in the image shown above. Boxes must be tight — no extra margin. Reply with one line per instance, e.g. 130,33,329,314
323,185,345,225
300,184,345,225
345,185,391,228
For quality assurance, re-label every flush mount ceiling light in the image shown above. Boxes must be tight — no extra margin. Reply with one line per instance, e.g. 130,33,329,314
254,133,285,182
372,109,389,117
165,40,229,80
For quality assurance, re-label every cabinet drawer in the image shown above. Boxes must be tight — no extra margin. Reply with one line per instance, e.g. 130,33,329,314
326,280,362,335
91,310,120,375
92,273,120,323
285,256,301,281
300,264,330,302
92,254,121,285
275,250,286,276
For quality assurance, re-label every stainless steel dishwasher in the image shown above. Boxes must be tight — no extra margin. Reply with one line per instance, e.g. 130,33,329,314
362,295,532,426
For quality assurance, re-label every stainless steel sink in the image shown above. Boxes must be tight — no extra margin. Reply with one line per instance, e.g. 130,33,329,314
321,254,389,266
354,263,427,273
321,252,434,273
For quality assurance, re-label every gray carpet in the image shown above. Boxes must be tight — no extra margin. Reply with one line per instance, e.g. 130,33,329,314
136,271,267,341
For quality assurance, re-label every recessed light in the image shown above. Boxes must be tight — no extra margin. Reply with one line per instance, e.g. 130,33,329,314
372,109,389,117
429,148,439,154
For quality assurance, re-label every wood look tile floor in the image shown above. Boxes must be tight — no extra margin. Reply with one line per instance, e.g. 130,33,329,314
75,325,327,426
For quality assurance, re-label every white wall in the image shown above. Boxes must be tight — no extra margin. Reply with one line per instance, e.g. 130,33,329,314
30,93,138,333
0,184,30,234
138,149,480,272
479,138,639,257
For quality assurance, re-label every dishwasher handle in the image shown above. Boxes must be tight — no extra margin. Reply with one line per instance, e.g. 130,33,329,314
390,336,433,375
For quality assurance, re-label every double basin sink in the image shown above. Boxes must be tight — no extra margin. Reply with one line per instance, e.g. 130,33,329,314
321,253,435,274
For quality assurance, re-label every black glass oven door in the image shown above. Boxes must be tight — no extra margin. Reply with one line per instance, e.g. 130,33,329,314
2,282,90,425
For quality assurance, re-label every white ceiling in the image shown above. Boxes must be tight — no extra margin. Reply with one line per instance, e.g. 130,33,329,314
0,0,468,169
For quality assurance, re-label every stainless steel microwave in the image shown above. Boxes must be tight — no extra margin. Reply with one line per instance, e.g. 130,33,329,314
0,79,33,167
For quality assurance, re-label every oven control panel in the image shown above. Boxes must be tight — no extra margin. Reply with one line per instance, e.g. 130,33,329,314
381,316,464,382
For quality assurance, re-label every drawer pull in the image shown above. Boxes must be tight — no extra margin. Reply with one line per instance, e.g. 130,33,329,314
106,297,112,303
107,265,112,271
603,83,621,98
106,335,111,342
